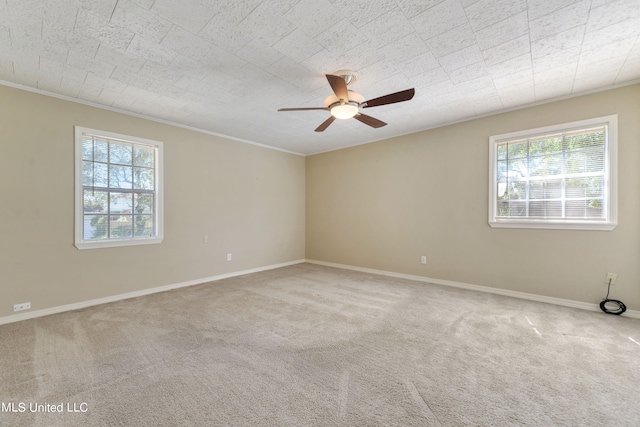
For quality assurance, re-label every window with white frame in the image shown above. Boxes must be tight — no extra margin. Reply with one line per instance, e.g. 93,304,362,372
488,115,617,230
75,127,163,249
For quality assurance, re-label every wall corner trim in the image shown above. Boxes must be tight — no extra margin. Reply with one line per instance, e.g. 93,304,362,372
0,260,306,326
305,259,640,319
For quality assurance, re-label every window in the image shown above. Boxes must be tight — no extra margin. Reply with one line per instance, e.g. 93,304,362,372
488,115,617,230
75,127,163,249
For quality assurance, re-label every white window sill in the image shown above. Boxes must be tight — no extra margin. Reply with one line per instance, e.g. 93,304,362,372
489,220,616,231
75,236,163,250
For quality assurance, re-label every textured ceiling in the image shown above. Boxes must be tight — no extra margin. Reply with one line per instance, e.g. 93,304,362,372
1,0,639,155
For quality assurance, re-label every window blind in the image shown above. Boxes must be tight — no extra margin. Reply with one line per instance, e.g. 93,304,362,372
495,125,607,221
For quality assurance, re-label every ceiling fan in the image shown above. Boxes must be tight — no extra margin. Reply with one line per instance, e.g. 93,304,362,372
278,71,415,132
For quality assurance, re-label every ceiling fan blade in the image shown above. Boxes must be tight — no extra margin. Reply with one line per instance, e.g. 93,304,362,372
315,116,336,132
363,88,415,108
278,107,328,111
326,74,349,101
354,113,387,128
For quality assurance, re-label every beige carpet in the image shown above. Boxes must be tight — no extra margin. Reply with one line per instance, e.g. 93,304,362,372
1,263,639,426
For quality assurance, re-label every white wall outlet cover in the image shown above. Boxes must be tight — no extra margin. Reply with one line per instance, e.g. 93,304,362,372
14,302,31,312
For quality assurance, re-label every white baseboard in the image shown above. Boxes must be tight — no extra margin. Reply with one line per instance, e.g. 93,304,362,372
305,259,640,319
0,259,306,326
3,259,636,325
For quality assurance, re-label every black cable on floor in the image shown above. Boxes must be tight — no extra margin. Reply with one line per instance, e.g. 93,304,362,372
600,279,626,315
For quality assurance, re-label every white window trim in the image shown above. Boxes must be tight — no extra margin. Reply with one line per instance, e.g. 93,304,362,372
488,115,617,231
74,126,164,249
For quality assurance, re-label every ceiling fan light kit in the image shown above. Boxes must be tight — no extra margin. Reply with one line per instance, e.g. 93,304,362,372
326,91,364,119
330,102,359,119
278,72,415,132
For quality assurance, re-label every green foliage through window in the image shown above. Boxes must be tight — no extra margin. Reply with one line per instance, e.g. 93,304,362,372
495,125,607,220
81,134,157,241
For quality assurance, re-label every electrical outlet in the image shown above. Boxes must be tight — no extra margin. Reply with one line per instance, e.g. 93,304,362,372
227,253,232,261
14,302,31,312
203,235,208,244
421,256,427,264
604,272,617,285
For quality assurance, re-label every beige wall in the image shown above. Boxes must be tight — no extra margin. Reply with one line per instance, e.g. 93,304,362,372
2,83,638,320
0,85,305,318
306,84,640,310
